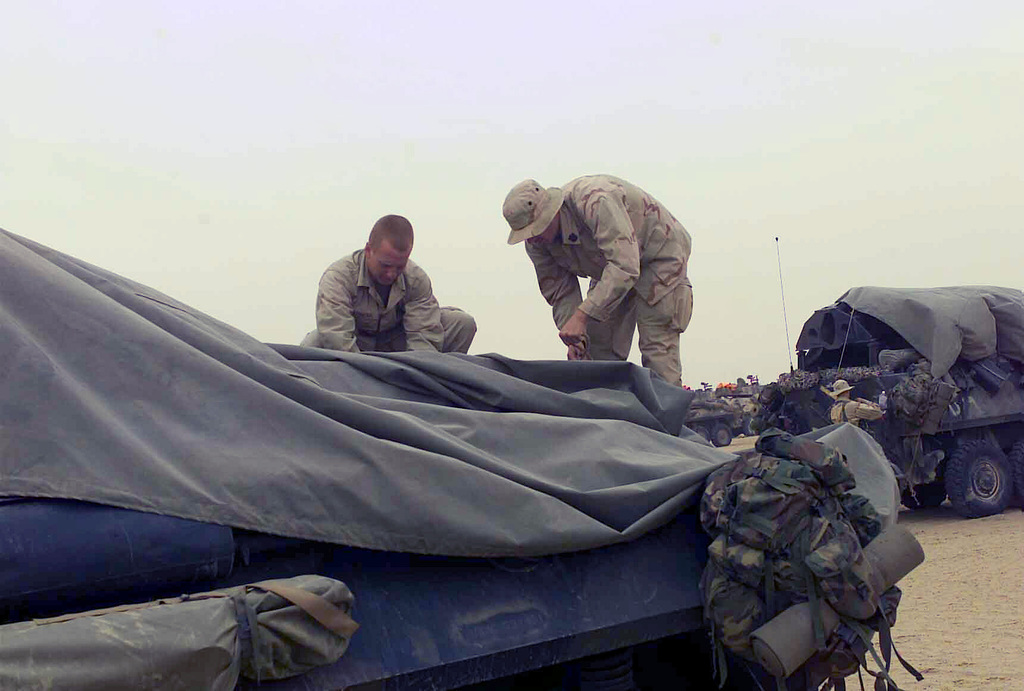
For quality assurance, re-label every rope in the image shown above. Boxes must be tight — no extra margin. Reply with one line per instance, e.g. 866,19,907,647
836,307,857,373
775,237,794,372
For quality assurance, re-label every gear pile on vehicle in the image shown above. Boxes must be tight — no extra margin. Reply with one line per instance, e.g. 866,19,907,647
757,286,1024,518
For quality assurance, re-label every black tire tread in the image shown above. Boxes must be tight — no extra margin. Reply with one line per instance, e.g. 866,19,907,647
1007,440,1024,502
944,439,1012,518
712,423,733,448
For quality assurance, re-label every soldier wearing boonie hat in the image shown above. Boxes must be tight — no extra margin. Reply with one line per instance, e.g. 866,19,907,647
829,379,884,426
502,174,693,386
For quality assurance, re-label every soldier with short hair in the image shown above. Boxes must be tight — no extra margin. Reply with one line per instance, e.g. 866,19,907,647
502,175,693,386
302,214,476,354
829,379,884,426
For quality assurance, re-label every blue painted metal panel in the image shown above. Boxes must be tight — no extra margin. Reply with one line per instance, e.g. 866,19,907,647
235,513,709,690
0,499,709,690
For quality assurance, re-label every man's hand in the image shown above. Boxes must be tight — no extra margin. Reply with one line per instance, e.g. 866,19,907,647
558,309,589,347
567,341,589,360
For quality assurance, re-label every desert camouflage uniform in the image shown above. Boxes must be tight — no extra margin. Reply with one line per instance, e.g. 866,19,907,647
301,249,476,353
525,175,693,386
829,398,884,426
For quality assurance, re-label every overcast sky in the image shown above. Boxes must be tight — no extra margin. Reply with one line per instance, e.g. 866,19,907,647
2,2,1021,388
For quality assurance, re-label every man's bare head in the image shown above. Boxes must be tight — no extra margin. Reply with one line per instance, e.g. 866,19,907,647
365,215,414,286
367,215,414,253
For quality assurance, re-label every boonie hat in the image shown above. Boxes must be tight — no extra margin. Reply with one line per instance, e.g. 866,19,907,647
831,379,854,396
502,179,565,245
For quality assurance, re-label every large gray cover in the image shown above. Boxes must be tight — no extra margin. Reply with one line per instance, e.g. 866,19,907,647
803,423,900,529
838,286,1024,377
0,230,731,557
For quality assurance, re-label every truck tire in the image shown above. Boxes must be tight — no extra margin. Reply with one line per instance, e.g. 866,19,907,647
901,481,946,509
1008,440,1024,501
692,425,712,443
712,423,733,448
944,439,1012,518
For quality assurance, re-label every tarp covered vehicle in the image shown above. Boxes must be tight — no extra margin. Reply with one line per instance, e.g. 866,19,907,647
0,228,742,689
759,286,1024,518
0,230,910,690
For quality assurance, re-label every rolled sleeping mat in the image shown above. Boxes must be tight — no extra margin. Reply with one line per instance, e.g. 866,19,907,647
749,524,925,678
862,523,927,586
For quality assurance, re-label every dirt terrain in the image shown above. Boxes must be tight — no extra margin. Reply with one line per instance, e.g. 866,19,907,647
725,435,1023,690
886,506,1023,690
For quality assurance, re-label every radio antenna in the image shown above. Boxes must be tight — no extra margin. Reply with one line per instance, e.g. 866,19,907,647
775,236,794,372
836,306,857,373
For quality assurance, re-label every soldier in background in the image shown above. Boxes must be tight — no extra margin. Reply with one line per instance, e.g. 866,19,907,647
829,379,884,426
301,214,476,354
501,175,693,386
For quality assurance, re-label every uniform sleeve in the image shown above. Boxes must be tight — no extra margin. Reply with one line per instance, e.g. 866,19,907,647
853,400,884,422
579,195,640,321
402,270,444,352
314,268,360,353
525,243,583,329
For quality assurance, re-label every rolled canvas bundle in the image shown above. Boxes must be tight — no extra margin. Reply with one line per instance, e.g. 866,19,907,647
0,574,358,691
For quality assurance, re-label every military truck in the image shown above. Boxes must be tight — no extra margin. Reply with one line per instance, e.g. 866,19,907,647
757,286,1024,518
714,378,761,438
685,379,761,446
686,398,739,447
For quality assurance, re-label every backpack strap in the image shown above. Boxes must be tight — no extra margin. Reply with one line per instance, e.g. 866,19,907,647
234,591,264,685
845,620,911,691
830,401,851,424
249,581,359,638
763,557,777,620
802,530,827,653
709,621,729,689
876,613,923,682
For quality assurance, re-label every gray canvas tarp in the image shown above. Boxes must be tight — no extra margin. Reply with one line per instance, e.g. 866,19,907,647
838,285,1024,378
0,229,732,557
802,423,900,528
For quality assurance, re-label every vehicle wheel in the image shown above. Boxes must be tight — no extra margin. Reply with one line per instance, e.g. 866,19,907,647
901,481,946,509
692,425,712,443
1008,440,1024,502
712,423,733,448
944,439,1013,518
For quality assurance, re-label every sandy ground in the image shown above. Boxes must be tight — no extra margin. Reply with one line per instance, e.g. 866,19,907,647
725,435,1024,690
887,506,1024,690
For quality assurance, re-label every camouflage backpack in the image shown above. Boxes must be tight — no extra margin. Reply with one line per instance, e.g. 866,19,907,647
699,429,920,690
887,362,941,427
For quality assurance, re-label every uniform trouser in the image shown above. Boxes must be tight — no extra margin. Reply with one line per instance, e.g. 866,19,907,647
586,283,693,387
361,306,477,354
437,307,477,353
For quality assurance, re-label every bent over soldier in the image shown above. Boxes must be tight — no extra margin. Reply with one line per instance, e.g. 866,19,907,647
502,175,693,386
302,214,476,354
